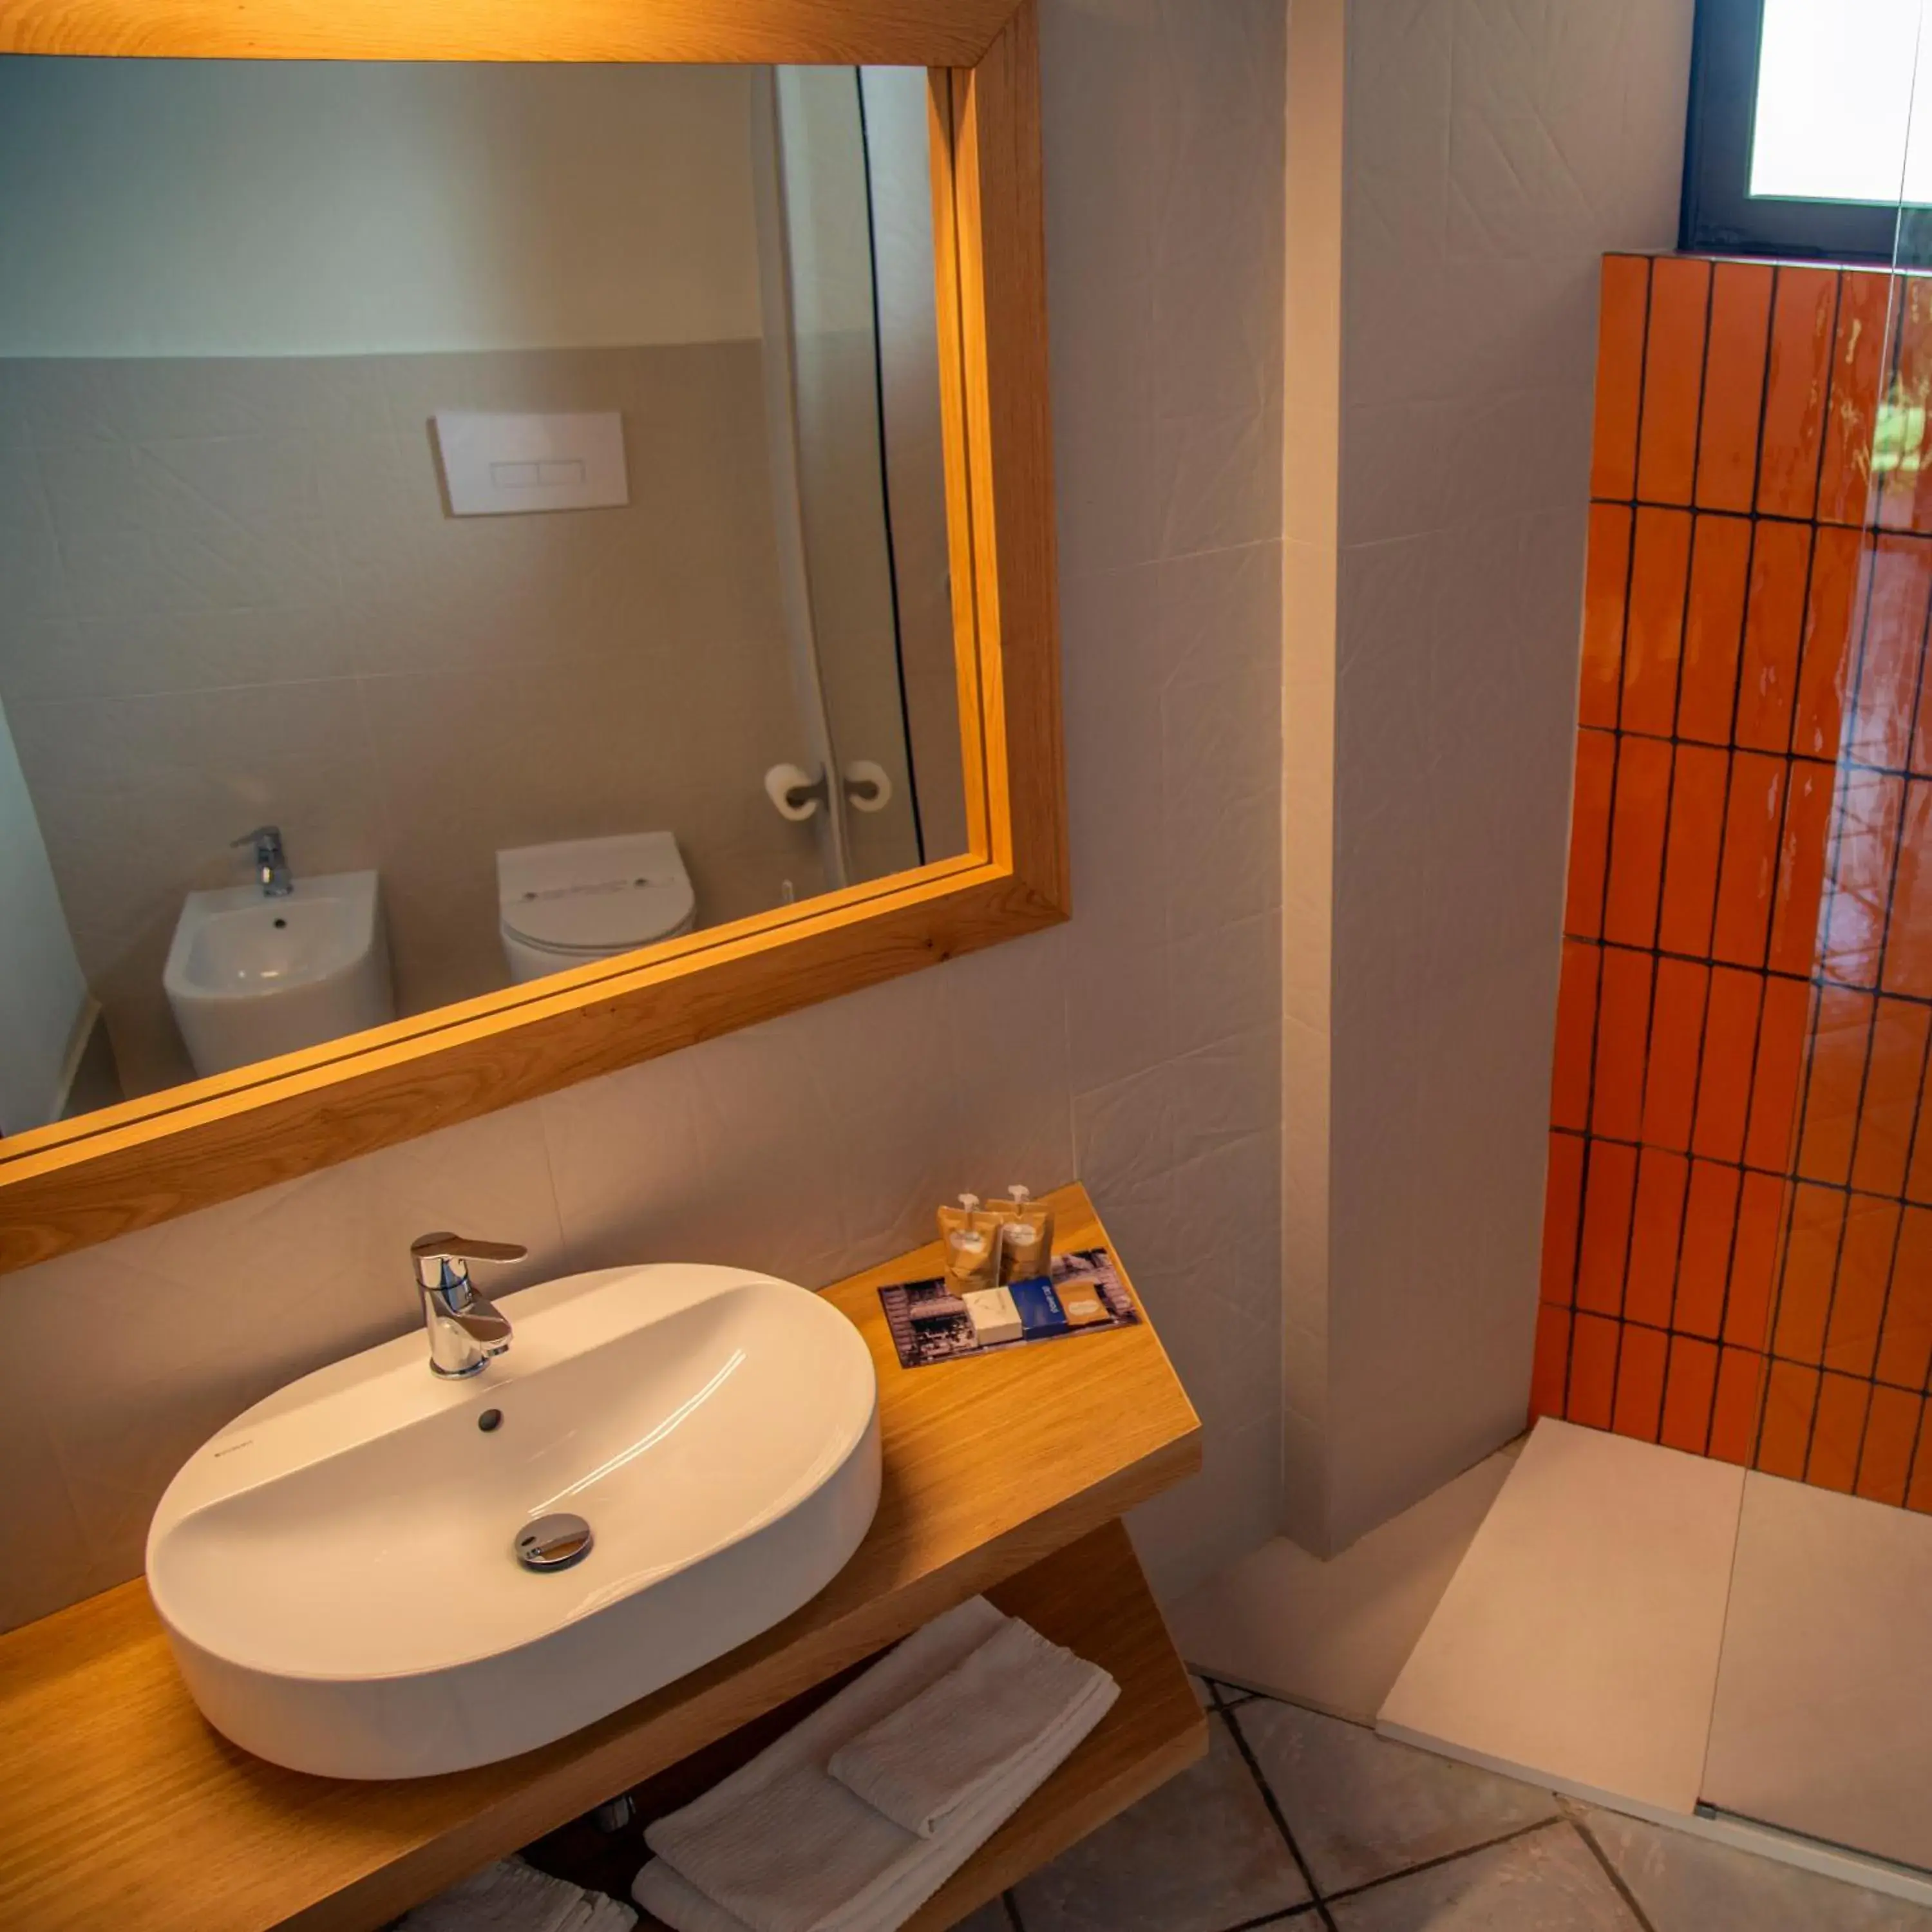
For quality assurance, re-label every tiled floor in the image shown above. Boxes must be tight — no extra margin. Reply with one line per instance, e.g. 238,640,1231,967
947,1678,1932,1932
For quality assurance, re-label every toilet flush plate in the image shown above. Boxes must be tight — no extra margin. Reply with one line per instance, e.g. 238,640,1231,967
434,410,629,515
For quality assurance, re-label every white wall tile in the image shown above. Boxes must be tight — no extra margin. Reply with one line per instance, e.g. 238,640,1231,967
1171,911,1280,1059
1301,0,1694,1552
0,1370,100,1630
1153,407,1285,560
1132,1409,1283,1601
0,459,70,621
1061,563,1171,942
1039,0,1159,578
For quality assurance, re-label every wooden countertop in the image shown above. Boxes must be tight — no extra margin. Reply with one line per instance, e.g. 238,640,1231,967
0,1184,1201,1932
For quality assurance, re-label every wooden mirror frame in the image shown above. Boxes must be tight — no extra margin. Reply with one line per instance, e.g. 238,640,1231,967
0,0,1064,1273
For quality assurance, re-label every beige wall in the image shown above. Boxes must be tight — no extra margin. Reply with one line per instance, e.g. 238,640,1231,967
0,689,89,1133
0,344,829,1095
0,0,1289,1633
1280,0,1697,1553
0,61,763,357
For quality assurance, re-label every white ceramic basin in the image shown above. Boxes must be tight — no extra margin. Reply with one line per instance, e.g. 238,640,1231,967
164,870,395,1077
146,1264,881,1779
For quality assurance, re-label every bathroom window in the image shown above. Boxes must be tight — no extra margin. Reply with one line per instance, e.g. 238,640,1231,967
1683,0,1931,259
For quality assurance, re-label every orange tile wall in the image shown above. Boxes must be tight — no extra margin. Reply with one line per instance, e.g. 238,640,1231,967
1535,253,1932,1507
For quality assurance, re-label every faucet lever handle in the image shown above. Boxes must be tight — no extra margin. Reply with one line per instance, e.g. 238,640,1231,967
410,1232,528,1265
410,1231,528,1292
231,824,281,850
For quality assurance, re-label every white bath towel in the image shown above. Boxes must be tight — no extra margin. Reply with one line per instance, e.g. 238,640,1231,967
397,1856,637,1932
636,1598,1116,1932
641,1596,1003,1932
632,1688,1107,1932
632,1860,752,1932
827,1616,1115,1837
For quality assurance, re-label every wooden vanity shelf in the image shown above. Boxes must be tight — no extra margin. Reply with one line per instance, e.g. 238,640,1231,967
0,1184,1204,1932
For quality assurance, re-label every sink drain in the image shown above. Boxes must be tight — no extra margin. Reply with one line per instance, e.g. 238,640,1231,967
515,1513,593,1573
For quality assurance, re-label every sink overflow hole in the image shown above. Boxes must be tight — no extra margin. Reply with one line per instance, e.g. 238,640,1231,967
272,917,287,928
478,1408,503,1432
516,1513,593,1573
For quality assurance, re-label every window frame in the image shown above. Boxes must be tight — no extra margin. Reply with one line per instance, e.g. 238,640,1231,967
1681,0,1907,261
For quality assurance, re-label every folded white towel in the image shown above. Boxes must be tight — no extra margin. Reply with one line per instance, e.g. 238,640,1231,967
828,1617,1115,1837
633,1686,1107,1932
633,1860,751,1932
637,1597,1117,1932
643,1597,1004,1932
397,1856,637,1932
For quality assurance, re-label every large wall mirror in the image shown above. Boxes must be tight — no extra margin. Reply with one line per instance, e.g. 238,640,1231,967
0,2,1063,1271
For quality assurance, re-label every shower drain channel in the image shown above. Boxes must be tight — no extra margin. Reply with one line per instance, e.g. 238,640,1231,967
515,1512,594,1572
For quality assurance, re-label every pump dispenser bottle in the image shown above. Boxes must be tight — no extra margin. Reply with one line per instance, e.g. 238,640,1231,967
937,1193,1000,1291
995,1184,1054,1283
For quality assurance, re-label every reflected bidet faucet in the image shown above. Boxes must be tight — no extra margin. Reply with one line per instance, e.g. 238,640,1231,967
233,824,292,898
412,1231,528,1378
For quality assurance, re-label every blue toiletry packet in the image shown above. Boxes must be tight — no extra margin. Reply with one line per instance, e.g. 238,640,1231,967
1009,1276,1067,1336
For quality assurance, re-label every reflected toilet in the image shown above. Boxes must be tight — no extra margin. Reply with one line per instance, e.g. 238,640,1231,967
497,832,697,986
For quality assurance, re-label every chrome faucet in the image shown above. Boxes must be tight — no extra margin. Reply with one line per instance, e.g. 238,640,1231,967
412,1231,527,1378
232,824,292,898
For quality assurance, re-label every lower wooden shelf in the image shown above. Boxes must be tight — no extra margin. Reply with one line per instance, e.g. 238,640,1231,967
526,1520,1206,1929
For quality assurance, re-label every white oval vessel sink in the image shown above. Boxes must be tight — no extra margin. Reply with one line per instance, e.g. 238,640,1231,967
164,870,395,1077
147,1265,882,1779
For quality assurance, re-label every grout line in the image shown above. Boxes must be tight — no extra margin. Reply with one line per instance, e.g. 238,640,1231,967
1638,264,1723,1440
1694,310,1828,1448
1567,355,1648,1413
1595,497,1931,532
1692,1455,1754,1851
1745,271,1855,1469
1562,927,1932,1012
1895,1027,1932,1501
1573,719,1932,788
1566,1810,1663,1932
1513,1316,1932,1403
1792,528,1898,1480
1218,1703,1340,1930
1314,1815,1569,1909
1846,558,1932,1493
1206,1907,1323,1931
1679,280,1781,1450
1566,254,1658,1419
1547,1115,1932,1222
